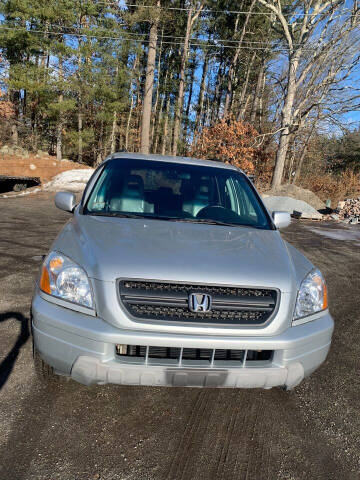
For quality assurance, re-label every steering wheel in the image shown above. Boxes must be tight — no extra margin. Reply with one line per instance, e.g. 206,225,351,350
196,205,240,222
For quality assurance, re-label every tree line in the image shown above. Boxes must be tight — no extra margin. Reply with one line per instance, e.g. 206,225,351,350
0,0,359,187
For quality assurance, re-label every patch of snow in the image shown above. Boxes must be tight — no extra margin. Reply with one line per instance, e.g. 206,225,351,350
304,225,360,246
43,169,94,192
0,187,41,198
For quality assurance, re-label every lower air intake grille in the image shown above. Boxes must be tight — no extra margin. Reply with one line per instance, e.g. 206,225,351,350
116,345,273,365
119,280,278,326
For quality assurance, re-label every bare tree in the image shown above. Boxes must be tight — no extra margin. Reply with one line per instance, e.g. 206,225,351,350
192,51,209,147
223,0,257,119
258,0,360,188
140,0,161,155
237,51,256,120
56,53,64,161
172,1,204,156
125,54,139,151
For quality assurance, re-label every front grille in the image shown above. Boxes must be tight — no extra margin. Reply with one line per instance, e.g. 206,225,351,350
119,280,278,326
116,344,273,366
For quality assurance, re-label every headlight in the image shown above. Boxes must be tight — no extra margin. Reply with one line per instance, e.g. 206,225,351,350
294,268,328,320
39,252,94,309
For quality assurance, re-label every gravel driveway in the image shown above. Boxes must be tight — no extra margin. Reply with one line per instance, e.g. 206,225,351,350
1,193,359,480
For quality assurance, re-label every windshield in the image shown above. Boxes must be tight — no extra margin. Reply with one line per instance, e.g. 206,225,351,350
84,158,272,229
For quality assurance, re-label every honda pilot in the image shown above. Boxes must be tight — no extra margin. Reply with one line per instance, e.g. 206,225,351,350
32,153,333,389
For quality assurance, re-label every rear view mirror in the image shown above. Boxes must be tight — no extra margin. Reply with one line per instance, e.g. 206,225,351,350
272,211,291,229
55,192,76,213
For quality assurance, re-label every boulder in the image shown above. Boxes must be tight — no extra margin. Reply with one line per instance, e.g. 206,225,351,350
262,196,323,220
264,184,325,210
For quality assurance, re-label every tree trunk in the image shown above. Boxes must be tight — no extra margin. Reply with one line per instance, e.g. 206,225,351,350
213,65,224,124
183,56,196,142
292,143,308,184
172,9,192,156
56,54,63,161
223,0,256,119
97,119,104,164
9,64,20,146
125,93,134,151
292,125,316,184
185,57,196,120
271,54,300,188
77,33,83,163
250,59,265,124
153,69,169,153
110,110,117,154
150,29,163,145
10,124,18,146
172,3,203,155
140,0,160,154
237,52,255,121
192,53,208,147
258,68,266,133
78,111,83,162
56,100,63,161
161,95,170,155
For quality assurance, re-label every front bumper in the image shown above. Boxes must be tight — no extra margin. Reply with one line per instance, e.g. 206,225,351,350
32,293,334,389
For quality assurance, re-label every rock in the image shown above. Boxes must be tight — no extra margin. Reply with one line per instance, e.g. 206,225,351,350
262,196,323,220
0,145,12,154
337,197,360,223
0,145,30,158
264,184,325,210
330,214,340,221
37,149,49,157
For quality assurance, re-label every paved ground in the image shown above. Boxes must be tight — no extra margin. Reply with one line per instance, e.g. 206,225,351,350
1,193,360,480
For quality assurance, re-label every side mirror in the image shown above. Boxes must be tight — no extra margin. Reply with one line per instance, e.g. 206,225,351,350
55,192,76,213
272,211,291,229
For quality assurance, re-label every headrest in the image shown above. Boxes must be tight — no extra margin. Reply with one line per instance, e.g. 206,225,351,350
199,184,210,194
123,175,144,191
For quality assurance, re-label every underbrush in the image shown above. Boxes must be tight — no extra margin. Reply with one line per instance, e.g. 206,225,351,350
299,169,360,206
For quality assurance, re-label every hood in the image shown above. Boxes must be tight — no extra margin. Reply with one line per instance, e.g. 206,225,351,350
54,214,297,292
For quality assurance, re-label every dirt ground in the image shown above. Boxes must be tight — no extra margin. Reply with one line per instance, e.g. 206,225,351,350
1,193,360,480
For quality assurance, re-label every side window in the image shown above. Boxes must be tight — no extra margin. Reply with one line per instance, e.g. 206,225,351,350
243,193,257,217
233,178,260,223
225,178,237,212
87,168,112,211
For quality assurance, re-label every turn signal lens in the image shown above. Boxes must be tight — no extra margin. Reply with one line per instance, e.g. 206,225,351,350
39,266,51,294
323,282,328,310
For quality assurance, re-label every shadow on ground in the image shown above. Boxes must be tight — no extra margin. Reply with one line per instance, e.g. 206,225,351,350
0,312,29,390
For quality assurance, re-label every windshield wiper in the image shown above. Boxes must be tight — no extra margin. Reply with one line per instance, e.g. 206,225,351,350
87,212,182,221
177,218,247,227
87,212,146,219
87,212,261,228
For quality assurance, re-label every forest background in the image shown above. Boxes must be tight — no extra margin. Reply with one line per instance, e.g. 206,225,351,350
1,0,360,201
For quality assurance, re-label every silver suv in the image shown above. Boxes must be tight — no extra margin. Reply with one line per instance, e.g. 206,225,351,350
32,153,333,389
